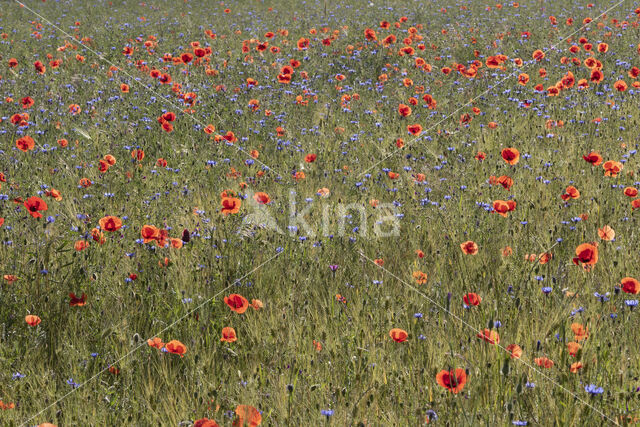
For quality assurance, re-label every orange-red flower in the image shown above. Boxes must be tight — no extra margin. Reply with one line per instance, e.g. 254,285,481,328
583,151,602,165
225,294,249,314
561,186,580,201
571,323,589,341
234,405,262,426
389,328,408,343
165,340,187,357
477,329,499,344
597,225,615,241
23,196,48,218
147,337,164,349
435,369,467,393
253,192,271,205
69,292,87,306
534,357,554,368
221,197,241,215
460,241,478,255
492,200,516,217
99,216,122,232
463,293,481,306
621,277,640,294
221,327,237,343
603,160,623,177
572,243,598,270
506,344,522,359
16,135,35,152
25,314,41,326
501,147,520,165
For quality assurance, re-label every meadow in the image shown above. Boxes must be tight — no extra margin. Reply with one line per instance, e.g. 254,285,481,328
1,0,640,425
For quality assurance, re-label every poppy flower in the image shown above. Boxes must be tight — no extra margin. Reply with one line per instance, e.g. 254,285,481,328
16,135,35,152
567,342,581,357
224,294,249,314
250,299,263,310
561,186,580,200
597,225,615,241
460,241,478,255
590,69,604,83
194,418,220,427
398,104,412,117
534,357,554,368
614,80,627,92
492,200,516,217
407,124,422,136
571,323,589,341
583,152,602,165
221,197,241,215
621,277,640,294
501,147,520,165
221,327,237,343
412,271,428,284
603,160,623,177
99,216,122,232
506,344,522,359
74,240,89,251
25,315,41,326
234,405,262,427
23,196,48,218
624,187,638,198
165,340,187,357
435,369,467,393
572,243,598,269
389,328,408,343
304,154,317,163
253,192,271,205
69,292,87,306
477,329,499,344
147,337,164,349
570,362,583,373
463,293,481,306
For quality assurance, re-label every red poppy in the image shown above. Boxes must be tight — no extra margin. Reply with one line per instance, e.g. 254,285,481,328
583,152,602,165
224,294,249,314
561,186,580,201
621,277,640,294
572,243,598,270
221,327,237,343
603,160,623,177
69,292,87,306
165,340,187,357
477,329,499,344
389,328,408,343
501,147,520,165
463,293,481,306
506,344,522,359
253,192,271,205
407,124,422,136
23,196,48,218
221,197,241,215
304,154,317,163
16,135,35,152
234,405,262,426
460,241,478,255
25,315,41,326
99,216,123,232
435,369,467,393
534,357,554,368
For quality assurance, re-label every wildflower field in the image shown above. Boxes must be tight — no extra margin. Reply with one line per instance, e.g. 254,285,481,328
3,0,640,425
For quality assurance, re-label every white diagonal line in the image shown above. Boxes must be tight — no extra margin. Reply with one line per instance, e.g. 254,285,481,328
20,250,282,426
358,251,619,425
356,0,628,178
13,0,286,178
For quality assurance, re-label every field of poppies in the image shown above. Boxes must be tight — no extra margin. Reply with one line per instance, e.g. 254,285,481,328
3,0,640,425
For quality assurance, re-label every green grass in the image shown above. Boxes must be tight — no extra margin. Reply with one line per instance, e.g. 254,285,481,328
1,0,640,425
